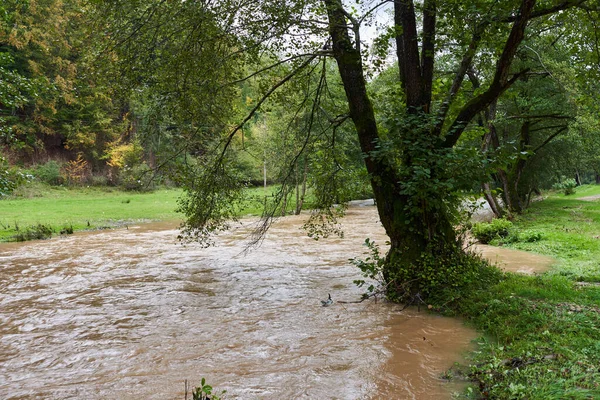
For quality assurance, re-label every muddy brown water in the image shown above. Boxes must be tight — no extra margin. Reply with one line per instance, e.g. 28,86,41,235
0,206,551,399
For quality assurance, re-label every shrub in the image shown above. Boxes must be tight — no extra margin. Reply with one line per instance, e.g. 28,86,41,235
1,156,34,197
552,178,577,195
118,162,155,191
471,218,513,244
62,154,90,185
521,229,543,243
89,175,108,187
12,224,53,241
33,160,63,185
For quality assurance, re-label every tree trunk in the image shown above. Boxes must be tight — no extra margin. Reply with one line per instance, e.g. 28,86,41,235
324,0,461,301
482,182,503,218
295,159,308,215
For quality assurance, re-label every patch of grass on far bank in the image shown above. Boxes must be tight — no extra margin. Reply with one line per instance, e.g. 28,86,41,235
455,185,600,399
0,183,316,242
0,183,184,242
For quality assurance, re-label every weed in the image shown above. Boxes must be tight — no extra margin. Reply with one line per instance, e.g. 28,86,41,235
12,224,53,241
187,378,226,400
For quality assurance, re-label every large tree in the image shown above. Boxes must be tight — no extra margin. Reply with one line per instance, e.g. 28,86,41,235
96,0,599,302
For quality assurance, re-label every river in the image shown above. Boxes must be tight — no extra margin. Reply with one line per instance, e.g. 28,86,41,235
0,205,549,399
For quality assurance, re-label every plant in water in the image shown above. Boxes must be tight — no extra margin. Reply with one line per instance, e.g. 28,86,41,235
351,238,387,300
190,378,225,400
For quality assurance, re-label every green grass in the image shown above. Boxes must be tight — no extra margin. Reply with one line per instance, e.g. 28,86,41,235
457,185,600,399
0,184,184,241
0,183,315,242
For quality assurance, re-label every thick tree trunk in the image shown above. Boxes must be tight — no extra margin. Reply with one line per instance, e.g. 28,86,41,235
323,0,536,302
324,0,460,298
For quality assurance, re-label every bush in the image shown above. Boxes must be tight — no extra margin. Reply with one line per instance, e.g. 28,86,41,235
471,218,513,244
118,162,155,191
1,156,34,197
521,229,544,243
553,178,577,195
32,160,63,185
89,175,108,187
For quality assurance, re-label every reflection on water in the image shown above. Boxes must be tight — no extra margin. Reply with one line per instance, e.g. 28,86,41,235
1,206,476,399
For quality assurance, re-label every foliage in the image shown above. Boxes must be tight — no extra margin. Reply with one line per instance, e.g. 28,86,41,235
192,377,226,400
351,238,386,298
0,0,126,164
11,223,53,241
471,219,513,244
105,140,144,170
352,238,503,308
31,160,63,185
553,178,577,196
0,155,33,196
118,163,155,192
62,154,89,185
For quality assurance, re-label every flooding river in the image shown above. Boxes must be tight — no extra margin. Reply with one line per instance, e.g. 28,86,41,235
0,205,548,399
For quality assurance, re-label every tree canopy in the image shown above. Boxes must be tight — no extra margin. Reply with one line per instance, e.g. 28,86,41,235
85,0,600,303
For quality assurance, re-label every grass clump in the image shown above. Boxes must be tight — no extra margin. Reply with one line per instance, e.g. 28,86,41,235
12,223,53,241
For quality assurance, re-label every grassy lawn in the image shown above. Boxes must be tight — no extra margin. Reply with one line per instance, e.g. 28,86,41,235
459,185,600,399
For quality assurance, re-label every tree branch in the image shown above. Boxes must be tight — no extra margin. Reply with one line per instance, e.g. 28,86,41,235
218,55,318,162
444,69,529,148
394,0,423,107
502,0,588,22
443,0,536,147
421,0,436,111
532,126,568,153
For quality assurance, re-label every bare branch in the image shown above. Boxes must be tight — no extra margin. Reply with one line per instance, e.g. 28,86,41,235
226,52,331,87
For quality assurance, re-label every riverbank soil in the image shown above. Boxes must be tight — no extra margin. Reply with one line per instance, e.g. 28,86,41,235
458,186,600,399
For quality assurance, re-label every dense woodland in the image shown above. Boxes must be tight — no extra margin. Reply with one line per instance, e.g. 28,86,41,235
2,0,600,300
